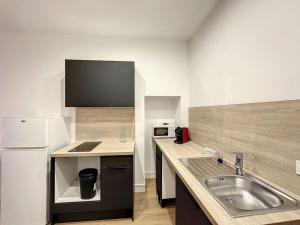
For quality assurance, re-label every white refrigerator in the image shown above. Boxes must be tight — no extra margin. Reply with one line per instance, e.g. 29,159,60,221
0,117,70,225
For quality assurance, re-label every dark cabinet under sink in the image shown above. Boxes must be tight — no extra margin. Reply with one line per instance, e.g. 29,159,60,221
176,175,212,225
156,145,163,205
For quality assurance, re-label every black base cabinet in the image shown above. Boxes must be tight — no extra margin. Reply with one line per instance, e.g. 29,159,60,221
176,175,212,225
101,156,134,213
49,156,134,224
156,145,163,205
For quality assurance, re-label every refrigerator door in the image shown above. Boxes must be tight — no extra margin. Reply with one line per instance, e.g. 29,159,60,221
1,117,48,148
1,149,48,225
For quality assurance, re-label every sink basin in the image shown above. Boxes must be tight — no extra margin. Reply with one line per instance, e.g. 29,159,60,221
180,157,300,217
205,176,283,211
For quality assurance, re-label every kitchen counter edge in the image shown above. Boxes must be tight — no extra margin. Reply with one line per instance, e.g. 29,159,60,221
50,140,135,157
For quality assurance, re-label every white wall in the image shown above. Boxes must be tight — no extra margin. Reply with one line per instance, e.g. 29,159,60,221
0,32,189,115
189,0,300,107
134,73,146,191
0,32,189,188
144,96,179,178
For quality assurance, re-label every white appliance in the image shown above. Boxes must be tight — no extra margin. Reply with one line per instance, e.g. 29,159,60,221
153,124,175,138
162,155,176,200
0,117,70,225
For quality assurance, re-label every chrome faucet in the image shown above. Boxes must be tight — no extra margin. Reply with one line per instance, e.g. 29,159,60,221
234,152,243,176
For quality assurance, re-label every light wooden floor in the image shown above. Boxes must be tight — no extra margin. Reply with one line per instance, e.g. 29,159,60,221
57,179,175,225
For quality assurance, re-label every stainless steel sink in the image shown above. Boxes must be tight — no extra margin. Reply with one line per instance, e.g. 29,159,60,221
204,175,298,217
180,157,300,217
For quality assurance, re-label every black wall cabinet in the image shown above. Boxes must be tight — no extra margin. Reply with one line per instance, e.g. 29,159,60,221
108,62,135,107
65,60,135,107
176,175,212,225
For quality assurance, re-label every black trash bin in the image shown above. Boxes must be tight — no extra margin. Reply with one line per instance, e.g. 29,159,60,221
78,168,98,199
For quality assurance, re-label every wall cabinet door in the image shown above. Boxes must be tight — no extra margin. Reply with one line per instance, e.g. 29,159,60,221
176,175,211,225
108,61,135,107
65,60,109,107
101,156,134,212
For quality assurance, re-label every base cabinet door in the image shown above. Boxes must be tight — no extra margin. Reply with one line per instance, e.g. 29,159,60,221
176,175,212,225
101,156,134,213
156,145,163,205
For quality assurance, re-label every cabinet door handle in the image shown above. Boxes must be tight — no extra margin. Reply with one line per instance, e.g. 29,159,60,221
108,166,129,170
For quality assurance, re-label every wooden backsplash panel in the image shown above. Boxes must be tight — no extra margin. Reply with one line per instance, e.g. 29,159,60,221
76,108,135,141
189,100,300,196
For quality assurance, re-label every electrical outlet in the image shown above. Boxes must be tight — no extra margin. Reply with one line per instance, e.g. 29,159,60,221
205,147,218,157
296,160,300,176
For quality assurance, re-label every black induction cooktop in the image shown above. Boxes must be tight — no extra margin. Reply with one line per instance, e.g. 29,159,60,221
68,142,102,152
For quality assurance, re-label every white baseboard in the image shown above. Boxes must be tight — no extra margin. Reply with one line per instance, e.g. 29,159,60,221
145,171,156,179
134,183,146,192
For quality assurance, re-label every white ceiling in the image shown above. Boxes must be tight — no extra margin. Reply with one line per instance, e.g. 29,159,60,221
0,0,218,40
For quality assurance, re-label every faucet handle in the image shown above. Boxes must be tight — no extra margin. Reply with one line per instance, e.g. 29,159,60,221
233,152,244,176
216,153,224,166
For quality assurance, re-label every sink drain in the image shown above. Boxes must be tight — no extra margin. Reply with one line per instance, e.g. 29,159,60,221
226,197,238,205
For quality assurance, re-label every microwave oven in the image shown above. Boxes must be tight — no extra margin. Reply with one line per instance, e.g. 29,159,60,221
153,124,175,138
